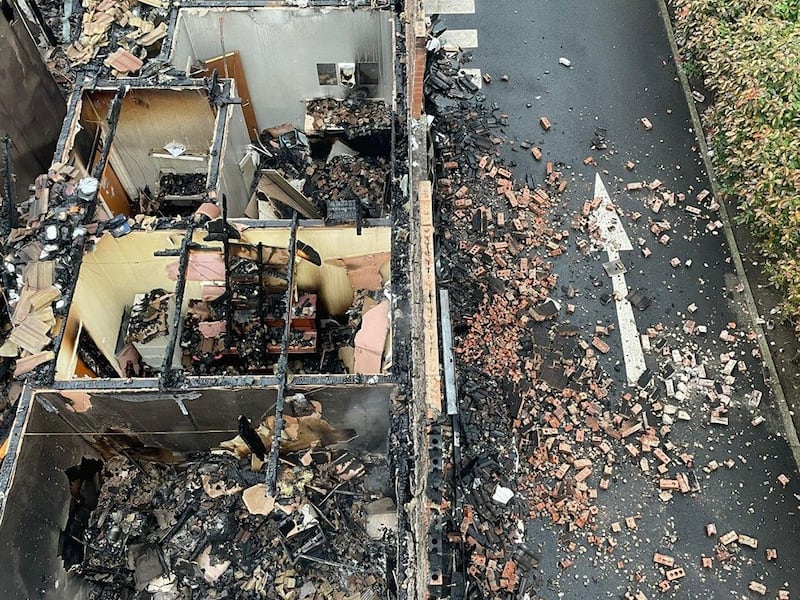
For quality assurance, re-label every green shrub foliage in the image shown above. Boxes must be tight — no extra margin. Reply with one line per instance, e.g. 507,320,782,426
671,0,800,323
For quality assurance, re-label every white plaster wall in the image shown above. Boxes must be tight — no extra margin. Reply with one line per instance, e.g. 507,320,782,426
217,97,252,217
171,7,394,128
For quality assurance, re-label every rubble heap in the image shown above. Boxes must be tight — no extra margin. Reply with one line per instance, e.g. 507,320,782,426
180,298,229,374
308,156,388,220
71,403,394,599
1,165,99,380
427,41,780,599
261,147,389,221
61,0,170,79
126,288,171,344
74,453,391,599
306,99,392,139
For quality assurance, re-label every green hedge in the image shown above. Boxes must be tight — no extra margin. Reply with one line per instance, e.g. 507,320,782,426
670,0,800,320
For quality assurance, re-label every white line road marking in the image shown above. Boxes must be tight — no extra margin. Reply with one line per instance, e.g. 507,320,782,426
459,68,482,89
424,0,476,14
592,173,647,385
439,29,478,49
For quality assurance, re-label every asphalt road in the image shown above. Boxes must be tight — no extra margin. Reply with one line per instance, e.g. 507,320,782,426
431,0,800,597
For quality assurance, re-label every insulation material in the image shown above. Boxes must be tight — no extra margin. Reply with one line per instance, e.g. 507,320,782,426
167,252,225,281
353,299,389,374
325,252,391,291
198,320,226,338
60,391,93,413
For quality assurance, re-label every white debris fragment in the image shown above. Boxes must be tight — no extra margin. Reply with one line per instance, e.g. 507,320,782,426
558,57,572,67
492,485,514,505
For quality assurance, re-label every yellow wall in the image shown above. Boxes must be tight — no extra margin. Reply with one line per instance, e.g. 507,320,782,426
56,225,391,379
239,225,391,315
57,231,186,379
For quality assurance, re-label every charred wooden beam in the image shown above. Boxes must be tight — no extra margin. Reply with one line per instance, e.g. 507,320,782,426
1,135,18,237
265,211,299,496
91,86,125,182
160,225,195,390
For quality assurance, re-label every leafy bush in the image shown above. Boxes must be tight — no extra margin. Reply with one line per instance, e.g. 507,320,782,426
671,0,800,327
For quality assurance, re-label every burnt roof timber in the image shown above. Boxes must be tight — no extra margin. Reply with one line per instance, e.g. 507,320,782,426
265,211,299,495
160,225,195,389
43,373,395,391
90,86,125,180
54,78,86,163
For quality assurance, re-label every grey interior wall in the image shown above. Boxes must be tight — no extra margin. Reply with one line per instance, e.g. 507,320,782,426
30,385,393,453
0,427,98,600
217,100,251,216
171,7,394,127
0,9,65,202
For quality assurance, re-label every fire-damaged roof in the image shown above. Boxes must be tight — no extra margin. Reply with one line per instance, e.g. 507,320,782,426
0,1,423,599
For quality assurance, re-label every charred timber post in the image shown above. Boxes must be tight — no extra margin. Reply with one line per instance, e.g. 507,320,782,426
265,211,299,496
54,79,85,162
257,242,265,334
91,86,125,182
222,193,233,349
160,224,194,391
206,76,230,192
1,135,18,237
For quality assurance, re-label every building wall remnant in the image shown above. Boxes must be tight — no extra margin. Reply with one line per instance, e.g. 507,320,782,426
0,3,65,202
171,7,394,127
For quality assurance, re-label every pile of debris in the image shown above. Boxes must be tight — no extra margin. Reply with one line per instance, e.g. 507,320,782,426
62,0,170,78
67,398,395,599
306,99,392,140
308,156,388,220
180,297,229,374
427,40,780,598
1,166,99,379
258,134,389,221
127,288,171,345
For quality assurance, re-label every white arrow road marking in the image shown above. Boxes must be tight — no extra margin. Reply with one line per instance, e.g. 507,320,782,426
592,173,647,385
425,0,476,13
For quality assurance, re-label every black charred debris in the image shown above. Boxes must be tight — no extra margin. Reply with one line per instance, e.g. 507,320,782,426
63,446,394,599
421,43,626,599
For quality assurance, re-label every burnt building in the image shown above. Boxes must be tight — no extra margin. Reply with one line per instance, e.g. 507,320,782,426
0,1,444,598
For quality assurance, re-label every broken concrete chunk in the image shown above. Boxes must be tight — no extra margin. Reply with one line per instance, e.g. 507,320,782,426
748,581,767,596
719,530,738,545
492,485,514,505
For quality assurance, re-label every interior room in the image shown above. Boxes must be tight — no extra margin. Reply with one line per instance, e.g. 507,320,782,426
63,86,251,219
0,385,394,598
170,7,395,129
56,223,392,380
171,7,395,222
55,229,211,380
180,224,393,376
